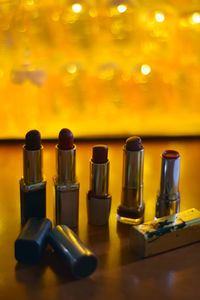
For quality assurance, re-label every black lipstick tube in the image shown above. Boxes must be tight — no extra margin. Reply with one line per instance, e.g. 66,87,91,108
156,150,181,218
117,136,145,225
20,133,46,226
49,225,97,279
54,144,79,228
87,146,111,226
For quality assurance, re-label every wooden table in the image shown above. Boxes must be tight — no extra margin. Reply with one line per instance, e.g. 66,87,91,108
1,139,200,299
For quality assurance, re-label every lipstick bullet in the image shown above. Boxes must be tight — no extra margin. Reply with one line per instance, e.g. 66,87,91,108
117,136,145,225
20,130,46,226
156,150,181,218
54,128,79,228
87,145,111,226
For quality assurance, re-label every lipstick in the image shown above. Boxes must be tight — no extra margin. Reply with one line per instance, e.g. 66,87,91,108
54,128,79,228
117,136,144,225
156,150,181,218
20,130,46,226
87,145,111,226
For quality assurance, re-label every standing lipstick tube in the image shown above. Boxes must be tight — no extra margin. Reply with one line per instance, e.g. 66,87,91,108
117,136,144,225
87,146,111,226
156,150,181,218
20,130,46,226
54,129,79,228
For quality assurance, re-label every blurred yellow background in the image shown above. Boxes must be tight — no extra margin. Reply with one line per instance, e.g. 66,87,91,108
0,0,200,138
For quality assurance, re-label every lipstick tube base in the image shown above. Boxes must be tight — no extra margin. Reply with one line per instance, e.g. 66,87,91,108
54,179,79,229
117,203,144,225
156,196,180,219
87,192,111,226
20,179,46,227
117,186,144,225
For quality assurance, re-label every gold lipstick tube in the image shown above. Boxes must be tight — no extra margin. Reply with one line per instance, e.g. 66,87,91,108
23,147,42,184
54,145,79,228
87,160,111,226
90,161,109,196
20,146,46,226
117,145,144,225
156,152,181,218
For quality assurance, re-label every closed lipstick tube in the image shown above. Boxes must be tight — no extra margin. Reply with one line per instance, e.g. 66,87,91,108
54,129,79,228
117,136,145,225
87,146,111,226
156,150,181,218
20,130,46,226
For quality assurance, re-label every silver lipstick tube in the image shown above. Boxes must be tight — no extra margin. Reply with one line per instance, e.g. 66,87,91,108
117,146,144,224
54,145,79,228
87,160,111,226
20,146,46,226
156,153,181,218
23,146,43,184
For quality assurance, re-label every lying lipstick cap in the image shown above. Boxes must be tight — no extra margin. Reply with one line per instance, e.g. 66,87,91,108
15,218,52,264
48,225,97,278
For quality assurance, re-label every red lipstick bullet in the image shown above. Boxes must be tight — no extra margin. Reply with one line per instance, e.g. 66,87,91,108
87,145,112,226
20,130,46,226
54,129,79,228
117,136,145,225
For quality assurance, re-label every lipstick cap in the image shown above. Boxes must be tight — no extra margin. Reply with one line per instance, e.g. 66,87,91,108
48,225,97,279
15,218,52,264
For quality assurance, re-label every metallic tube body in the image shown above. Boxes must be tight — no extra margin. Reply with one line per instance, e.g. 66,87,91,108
121,146,144,207
90,161,109,196
87,160,111,226
55,145,79,228
160,155,180,200
23,146,43,184
57,145,76,184
117,146,144,225
156,155,181,218
20,145,46,226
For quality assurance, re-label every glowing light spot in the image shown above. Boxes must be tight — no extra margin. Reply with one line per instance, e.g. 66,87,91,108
117,4,127,14
141,64,151,75
72,3,82,13
26,0,34,6
67,64,77,74
155,12,165,22
192,12,200,24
